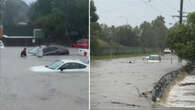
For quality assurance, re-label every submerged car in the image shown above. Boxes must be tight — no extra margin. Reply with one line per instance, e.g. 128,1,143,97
0,40,4,48
148,55,161,63
163,48,171,54
28,45,69,56
31,59,89,72
143,56,149,60
72,39,88,48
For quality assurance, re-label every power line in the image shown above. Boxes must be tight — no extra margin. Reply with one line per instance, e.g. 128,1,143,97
140,0,172,16
166,0,187,25
183,0,192,11
158,0,178,13
188,0,194,10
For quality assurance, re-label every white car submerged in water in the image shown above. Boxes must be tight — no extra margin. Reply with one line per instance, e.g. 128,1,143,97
31,59,88,72
148,55,161,63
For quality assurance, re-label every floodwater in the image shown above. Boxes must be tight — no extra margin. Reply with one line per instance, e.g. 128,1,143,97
0,47,88,110
166,75,195,108
90,55,186,110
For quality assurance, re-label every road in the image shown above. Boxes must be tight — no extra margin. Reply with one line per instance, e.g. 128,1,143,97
90,55,190,110
0,47,88,110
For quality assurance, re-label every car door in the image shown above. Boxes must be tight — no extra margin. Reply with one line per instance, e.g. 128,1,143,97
59,62,87,72
43,47,58,55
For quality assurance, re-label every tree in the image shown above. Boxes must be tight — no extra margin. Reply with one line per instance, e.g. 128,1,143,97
4,0,29,25
90,0,99,22
3,0,31,35
167,12,195,62
29,0,89,44
151,16,168,49
139,16,167,49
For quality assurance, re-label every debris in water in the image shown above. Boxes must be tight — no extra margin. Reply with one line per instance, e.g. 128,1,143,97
111,101,141,107
128,60,135,63
179,83,195,86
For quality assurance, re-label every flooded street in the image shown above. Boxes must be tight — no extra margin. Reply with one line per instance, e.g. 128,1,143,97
166,75,195,108
90,55,186,110
0,47,88,110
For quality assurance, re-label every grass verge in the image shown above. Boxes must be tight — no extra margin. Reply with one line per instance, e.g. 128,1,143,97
91,52,160,60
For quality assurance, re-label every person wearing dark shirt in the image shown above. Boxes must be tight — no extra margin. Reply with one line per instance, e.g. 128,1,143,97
21,48,27,57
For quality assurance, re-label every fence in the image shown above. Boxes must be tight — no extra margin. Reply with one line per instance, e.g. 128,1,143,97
92,47,161,56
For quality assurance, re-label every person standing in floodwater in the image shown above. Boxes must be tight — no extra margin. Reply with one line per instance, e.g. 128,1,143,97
37,46,43,57
20,48,27,57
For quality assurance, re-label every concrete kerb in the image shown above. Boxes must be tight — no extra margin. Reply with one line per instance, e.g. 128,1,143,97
151,63,194,104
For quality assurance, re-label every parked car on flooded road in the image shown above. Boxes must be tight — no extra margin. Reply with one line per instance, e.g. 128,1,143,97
31,59,89,72
163,48,171,54
72,39,88,48
148,55,161,63
143,56,149,60
28,45,69,56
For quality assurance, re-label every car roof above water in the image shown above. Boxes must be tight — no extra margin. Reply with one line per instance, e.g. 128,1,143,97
61,59,86,64
150,55,160,57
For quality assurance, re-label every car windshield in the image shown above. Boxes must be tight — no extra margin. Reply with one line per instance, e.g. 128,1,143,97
149,56,160,60
47,60,64,70
77,40,83,43
28,47,38,54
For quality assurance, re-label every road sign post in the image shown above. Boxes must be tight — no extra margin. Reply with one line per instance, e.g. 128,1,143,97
0,25,3,39
33,29,44,45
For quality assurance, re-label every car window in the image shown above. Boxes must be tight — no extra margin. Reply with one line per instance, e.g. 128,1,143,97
48,60,64,70
77,39,84,44
61,62,86,69
43,47,57,52
77,40,82,44
28,47,38,54
78,63,87,68
84,40,88,43
149,56,160,60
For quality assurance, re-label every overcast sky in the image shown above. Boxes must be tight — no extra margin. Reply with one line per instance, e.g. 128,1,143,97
94,0,195,27
23,0,36,5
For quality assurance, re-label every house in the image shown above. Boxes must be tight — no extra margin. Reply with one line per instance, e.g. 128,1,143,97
1,35,36,46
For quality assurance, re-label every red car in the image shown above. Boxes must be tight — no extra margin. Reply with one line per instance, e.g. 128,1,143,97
72,39,88,48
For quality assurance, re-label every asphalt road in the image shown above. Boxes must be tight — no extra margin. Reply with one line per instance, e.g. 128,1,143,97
0,47,88,110
90,55,190,110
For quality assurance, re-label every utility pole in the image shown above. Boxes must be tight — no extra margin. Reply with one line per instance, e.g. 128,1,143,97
172,0,186,24
179,0,184,24
179,0,184,64
171,0,185,64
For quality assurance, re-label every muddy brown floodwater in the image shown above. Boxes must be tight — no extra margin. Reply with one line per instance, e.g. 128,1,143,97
0,47,88,110
90,55,191,110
